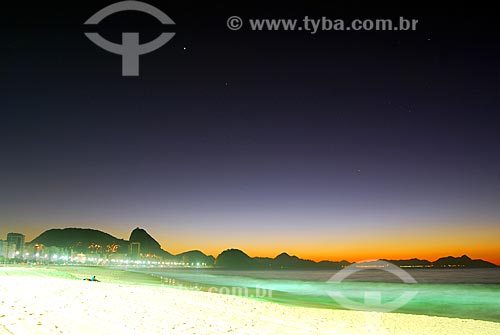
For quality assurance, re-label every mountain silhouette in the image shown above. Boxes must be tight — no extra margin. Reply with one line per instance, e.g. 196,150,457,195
215,249,256,269
129,227,173,258
29,227,498,268
273,252,317,269
215,250,349,269
175,250,215,266
432,255,497,268
31,228,128,253
381,258,433,267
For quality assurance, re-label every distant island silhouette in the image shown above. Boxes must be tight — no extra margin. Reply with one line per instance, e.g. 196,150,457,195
29,227,498,269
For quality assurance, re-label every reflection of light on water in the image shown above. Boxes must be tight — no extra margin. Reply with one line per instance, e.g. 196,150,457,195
161,277,177,285
356,265,388,269
128,268,500,322
159,275,203,291
354,259,390,269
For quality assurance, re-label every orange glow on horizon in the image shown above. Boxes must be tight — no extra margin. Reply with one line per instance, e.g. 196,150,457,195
3,222,499,266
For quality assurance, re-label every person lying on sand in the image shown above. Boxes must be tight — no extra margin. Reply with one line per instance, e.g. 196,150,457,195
83,275,100,282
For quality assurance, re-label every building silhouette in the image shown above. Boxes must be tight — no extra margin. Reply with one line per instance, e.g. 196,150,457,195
129,242,141,259
7,233,25,253
0,240,16,259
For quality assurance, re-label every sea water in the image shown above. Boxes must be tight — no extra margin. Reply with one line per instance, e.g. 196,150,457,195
128,268,500,322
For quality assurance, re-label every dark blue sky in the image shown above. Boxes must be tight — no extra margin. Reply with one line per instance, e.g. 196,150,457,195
1,1,499,261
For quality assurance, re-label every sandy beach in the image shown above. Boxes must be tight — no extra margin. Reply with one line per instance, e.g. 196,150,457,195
0,267,499,335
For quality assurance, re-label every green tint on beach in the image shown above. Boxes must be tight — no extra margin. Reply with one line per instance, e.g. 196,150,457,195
130,267,500,323
3,266,499,323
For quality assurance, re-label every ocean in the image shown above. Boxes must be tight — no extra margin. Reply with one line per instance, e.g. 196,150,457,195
128,268,500,322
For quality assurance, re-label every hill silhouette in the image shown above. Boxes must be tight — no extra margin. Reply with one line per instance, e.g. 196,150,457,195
175,250,215,266
273,252,317,269
433,255,497,268
215,249,349,269
129,227,173,258
29,227,498,268
31,228,128,253
378,255,497,268
215,249,256,269
381,258,433,267
213,249,497,269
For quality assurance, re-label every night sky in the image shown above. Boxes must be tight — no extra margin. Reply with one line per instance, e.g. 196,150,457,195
2,1,499,262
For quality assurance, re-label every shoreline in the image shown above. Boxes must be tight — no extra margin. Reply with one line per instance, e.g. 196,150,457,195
129,266,500,323
1,267,499,335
